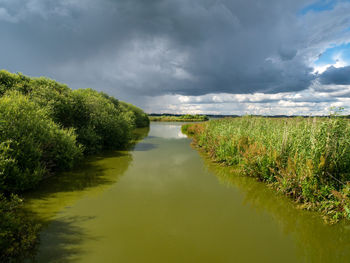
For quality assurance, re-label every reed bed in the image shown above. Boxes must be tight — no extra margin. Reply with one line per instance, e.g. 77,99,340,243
182,116,350,223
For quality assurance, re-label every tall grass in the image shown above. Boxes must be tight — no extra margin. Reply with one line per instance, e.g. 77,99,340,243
182,116,350,223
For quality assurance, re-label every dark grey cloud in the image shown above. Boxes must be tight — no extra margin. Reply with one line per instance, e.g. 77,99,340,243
0,0,350,111
320,65,350,85
278,46,298,61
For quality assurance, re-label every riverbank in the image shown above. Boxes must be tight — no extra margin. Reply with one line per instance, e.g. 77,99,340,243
149,114,208,122
182,116,350,223
0,70,149,260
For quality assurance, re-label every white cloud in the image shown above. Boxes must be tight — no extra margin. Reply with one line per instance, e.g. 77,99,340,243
141,82,350,115
313,51,349,74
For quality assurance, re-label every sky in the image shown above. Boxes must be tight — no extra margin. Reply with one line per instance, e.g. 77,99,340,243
1,0,350,115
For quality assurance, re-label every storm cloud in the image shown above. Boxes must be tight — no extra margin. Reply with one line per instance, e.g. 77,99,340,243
320,65,350,85
1,0,350,114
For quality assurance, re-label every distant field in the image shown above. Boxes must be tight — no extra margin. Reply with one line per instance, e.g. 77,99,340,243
182,116,350,223
149,114,209,122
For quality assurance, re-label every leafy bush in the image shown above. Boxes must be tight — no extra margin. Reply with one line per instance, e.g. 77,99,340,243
119,101,150,128
69,89,133,154
0,70,33,96
0,71,149,155
0,70,150,260
0,70,75,127
0,92,82,192
0,194,39,261
29,77,74,127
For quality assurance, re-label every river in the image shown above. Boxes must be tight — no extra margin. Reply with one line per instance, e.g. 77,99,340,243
25,122,350,263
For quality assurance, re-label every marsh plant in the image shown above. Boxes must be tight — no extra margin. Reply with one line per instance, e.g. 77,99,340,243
182,115,350,223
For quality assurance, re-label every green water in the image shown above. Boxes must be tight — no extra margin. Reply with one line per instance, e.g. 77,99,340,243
25,122,350,263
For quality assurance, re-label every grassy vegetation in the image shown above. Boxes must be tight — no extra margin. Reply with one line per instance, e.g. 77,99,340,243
149,114,209,122
182,115,350,223
0,70,149,260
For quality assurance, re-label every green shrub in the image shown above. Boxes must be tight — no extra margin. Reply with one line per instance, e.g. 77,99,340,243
70,89,133,154
0,70,148,186
0,70,150,260
0,70,148,155
119,101,150,128
0,70,33,96
0,70,75,127
29,77,74,127
0,92,82,192
0,194,39,261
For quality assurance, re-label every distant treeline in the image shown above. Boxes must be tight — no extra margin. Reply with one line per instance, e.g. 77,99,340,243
0,70,149,260
183,116,350,224
150,113,350,119
149,114,209,122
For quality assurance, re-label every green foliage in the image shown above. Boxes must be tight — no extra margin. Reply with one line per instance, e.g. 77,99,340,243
70,89,133,154
183,116,350,223
100,93,150,128
119,101,150,128
0,194,39,262
29,77,74,126
0,70,33,96
0,92,82,192
0,70,150,260
0,70,149,155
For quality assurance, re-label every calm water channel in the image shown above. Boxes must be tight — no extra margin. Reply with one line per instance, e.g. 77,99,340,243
25,122,350,263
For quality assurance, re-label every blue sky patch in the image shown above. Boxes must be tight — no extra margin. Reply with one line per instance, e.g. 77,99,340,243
314,42,350,67
299,0,346,15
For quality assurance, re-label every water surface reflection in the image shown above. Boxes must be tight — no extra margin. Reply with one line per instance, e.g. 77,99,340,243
204,150,350,263
149,122,187,139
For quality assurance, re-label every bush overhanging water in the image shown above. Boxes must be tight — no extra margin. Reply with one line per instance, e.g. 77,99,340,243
0,70,149,260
